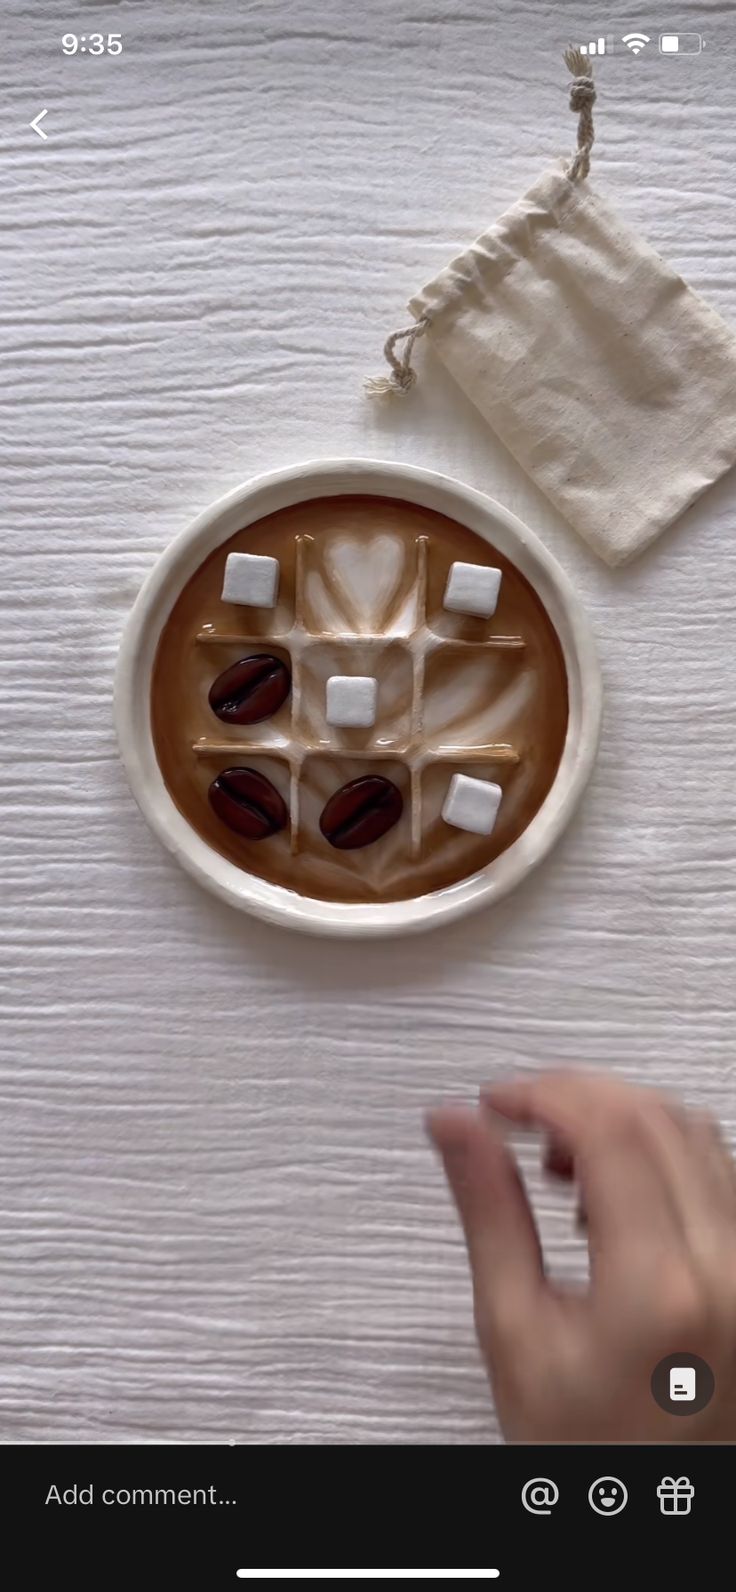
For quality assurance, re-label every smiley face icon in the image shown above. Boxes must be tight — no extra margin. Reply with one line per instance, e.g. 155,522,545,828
588,1477,628,1516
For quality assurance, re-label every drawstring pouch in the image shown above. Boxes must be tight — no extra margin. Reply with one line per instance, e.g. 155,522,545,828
366,51,736,566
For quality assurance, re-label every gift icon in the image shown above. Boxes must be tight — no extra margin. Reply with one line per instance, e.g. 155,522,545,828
657,1476,694,1516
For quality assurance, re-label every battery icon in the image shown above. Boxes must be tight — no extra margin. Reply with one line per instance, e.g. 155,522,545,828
659,33,703,54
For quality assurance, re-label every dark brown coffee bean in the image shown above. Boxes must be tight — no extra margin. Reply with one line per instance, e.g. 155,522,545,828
208,655,291,725
319,775,403,850
209,767,288,840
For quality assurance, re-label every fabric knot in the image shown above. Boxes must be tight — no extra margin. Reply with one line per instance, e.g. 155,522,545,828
564,49,597,180
392,366,417,393
364,316,429,400
570,77,596,112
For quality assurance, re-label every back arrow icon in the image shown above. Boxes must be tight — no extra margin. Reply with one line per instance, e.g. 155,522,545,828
30,109,49,140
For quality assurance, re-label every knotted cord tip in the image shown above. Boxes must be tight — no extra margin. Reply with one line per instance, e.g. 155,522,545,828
363,316,428,399
363,370,416,399
564,45,592,79
569,77,596,113
564,45,596,181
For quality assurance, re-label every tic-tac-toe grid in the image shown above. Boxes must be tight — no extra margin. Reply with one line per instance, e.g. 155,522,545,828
192,535,525,857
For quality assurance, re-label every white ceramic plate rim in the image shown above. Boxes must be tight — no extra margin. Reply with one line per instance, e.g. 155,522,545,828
114,459,603,937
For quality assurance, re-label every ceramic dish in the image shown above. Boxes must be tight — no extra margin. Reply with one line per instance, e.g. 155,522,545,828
115,459,602,936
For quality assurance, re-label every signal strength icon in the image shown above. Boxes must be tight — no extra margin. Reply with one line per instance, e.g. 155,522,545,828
622,32,651,54
579,36,614,56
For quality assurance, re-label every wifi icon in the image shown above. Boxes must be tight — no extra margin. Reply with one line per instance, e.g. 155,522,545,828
622,32,651,54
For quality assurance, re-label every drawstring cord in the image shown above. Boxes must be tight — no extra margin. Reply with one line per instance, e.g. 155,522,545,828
564,46,596,181
365,48,596,397
363,317,430,398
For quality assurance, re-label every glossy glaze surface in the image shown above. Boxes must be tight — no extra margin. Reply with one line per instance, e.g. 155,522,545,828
151,495,569,902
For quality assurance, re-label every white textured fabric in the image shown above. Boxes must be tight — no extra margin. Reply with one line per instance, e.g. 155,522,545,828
2,0,736,1446
410,164,736,565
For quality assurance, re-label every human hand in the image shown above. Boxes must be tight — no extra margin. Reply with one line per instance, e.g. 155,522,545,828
428,1071,736,1441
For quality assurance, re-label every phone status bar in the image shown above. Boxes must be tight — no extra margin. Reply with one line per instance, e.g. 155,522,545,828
575,32,705,58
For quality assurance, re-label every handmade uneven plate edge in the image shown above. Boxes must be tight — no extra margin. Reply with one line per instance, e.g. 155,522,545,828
114,459,603,938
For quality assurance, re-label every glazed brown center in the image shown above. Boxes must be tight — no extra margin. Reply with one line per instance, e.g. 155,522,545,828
150,494,569,904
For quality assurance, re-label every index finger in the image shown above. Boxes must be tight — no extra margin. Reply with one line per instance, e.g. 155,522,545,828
484,1072,685,1279
426,1104,548,1348
486,1070,665,1142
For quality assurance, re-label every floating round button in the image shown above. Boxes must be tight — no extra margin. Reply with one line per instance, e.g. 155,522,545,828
651,1352,715,1415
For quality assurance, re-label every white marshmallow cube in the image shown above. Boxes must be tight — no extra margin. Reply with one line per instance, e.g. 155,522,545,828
442,774,502,836
326,675,378,729
221,552,280,608
443,561,502,619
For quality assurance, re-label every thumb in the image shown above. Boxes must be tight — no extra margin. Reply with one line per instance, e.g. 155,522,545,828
427,1104,546,1350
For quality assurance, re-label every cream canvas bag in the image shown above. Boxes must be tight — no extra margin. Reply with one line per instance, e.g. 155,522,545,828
367,51,736,566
